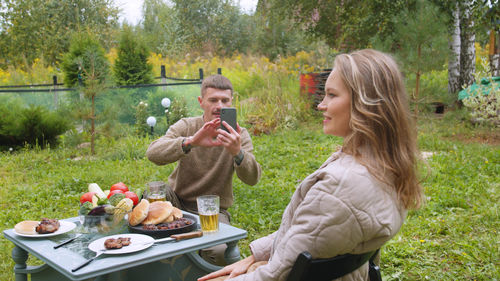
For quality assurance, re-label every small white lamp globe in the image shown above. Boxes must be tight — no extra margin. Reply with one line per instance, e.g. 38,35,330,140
146,116,157,127
161,98,171,109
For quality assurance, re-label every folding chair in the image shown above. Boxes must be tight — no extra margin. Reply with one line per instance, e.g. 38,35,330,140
286,249,382,281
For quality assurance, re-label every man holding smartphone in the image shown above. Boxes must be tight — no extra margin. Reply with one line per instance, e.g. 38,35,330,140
146,74,262,265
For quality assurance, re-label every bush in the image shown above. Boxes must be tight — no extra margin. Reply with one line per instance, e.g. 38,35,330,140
462,85,499,127
0,103,71,150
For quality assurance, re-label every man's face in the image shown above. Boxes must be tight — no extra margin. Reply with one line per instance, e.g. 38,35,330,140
198,87,233,122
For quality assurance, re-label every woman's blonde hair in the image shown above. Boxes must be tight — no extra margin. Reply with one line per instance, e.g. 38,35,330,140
335,49,423,209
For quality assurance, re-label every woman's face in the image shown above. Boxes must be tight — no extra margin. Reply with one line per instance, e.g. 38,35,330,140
318,70,352,137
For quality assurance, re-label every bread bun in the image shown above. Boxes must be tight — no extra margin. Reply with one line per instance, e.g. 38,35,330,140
128,199,150,226
142,201,173,225
172,207,183,220
161,207,183,223
14,221,39,235
162,214,174,223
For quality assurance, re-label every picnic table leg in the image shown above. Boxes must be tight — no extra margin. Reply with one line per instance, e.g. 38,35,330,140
224,241,241,264
12,246,28,281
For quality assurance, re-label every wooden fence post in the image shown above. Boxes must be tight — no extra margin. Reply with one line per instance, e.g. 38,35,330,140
53,75,58,110
161,65,167,91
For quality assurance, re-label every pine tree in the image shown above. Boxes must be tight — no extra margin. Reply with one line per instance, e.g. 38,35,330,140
113,26,154,86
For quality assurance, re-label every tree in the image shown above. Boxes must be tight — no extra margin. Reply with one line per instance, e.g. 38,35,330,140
113,25,153,85
61,32,109,154
270,0,413,51
171,0,252,55
432,0,491,98
141,0,188,56
374,0,448,116
0,0,119,67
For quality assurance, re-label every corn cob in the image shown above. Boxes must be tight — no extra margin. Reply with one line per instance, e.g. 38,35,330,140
113,198,133,225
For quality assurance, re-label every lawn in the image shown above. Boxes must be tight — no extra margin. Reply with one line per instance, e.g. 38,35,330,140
0,110,498,280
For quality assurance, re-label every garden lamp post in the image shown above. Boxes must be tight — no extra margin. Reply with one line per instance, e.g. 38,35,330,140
161,97,171,126
146,116,156,136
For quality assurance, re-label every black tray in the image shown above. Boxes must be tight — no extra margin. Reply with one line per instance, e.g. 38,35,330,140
128,213,198,239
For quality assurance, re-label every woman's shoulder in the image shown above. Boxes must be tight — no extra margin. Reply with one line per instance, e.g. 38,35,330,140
319,153,400,208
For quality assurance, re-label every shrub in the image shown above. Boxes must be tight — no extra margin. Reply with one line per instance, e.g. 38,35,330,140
134,101,150,137
462,57,500,127
167,97,188,127
113,26,154,86
462,85,499,127
0,104,71,150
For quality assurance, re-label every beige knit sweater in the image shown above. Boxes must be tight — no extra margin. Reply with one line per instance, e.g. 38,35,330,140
146,116,261,209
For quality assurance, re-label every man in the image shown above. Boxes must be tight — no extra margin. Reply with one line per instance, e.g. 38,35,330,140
146,74,261,265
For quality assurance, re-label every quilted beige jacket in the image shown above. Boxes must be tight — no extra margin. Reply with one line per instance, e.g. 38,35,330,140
229,151,407,281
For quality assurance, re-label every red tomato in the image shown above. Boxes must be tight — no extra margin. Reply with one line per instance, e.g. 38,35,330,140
125,191,139,205
110,182,129,193
107,189,124,199
80,192,96,204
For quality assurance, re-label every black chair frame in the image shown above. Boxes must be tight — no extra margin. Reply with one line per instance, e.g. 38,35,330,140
286,249,382,281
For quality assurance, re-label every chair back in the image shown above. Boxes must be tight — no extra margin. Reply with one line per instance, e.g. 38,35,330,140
286,249,380,281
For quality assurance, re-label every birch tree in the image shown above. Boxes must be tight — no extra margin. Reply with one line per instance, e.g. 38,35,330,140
459,0,476,90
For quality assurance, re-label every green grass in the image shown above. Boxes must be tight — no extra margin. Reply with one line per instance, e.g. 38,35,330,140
0,110,499,280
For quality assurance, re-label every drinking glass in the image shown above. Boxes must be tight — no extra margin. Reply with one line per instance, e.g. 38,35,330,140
196,195,219,233
147,181,166,203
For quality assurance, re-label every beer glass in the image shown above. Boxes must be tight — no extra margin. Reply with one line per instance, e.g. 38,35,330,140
147,181,166,203
196,195,219,233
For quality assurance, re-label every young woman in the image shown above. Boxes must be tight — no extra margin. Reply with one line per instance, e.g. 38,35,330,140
199,49,423,281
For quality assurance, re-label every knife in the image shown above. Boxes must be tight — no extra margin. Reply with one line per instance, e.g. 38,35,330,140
54,233,82,249
71,231,203,272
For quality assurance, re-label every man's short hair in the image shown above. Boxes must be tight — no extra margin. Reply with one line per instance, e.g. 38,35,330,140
201,74,233,97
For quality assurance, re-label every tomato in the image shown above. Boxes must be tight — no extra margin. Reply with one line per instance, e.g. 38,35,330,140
80,192,96,204
125,191,139,205
107,189,124,199
110,182,129,193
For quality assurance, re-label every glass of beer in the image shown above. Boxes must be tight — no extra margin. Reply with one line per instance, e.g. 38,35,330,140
147,181,166,203
196,195,219,233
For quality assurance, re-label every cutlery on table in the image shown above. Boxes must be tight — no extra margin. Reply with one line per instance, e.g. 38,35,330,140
71,231,203,272
54,233,82,249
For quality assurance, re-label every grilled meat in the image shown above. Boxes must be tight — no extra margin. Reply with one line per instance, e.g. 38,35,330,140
35,218,60,234
104,237,132,249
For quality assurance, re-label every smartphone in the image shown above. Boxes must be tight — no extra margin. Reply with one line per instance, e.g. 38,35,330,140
220,107,237,133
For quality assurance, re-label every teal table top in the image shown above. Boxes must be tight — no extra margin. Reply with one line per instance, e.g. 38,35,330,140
3,213,247,281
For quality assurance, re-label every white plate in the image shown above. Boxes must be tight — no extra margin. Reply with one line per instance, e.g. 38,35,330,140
88,233,154,255
14,221,77,238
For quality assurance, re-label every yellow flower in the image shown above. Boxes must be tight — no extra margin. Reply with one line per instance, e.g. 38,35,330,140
420,240,425,243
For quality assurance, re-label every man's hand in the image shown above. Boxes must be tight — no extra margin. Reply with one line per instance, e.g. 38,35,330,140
188,119,222,147
197,255,256,281
217,120,242,156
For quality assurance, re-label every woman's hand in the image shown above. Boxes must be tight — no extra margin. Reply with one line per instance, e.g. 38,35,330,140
197,255,256,281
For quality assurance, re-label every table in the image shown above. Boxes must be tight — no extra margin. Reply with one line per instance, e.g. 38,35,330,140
3,215,247,281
